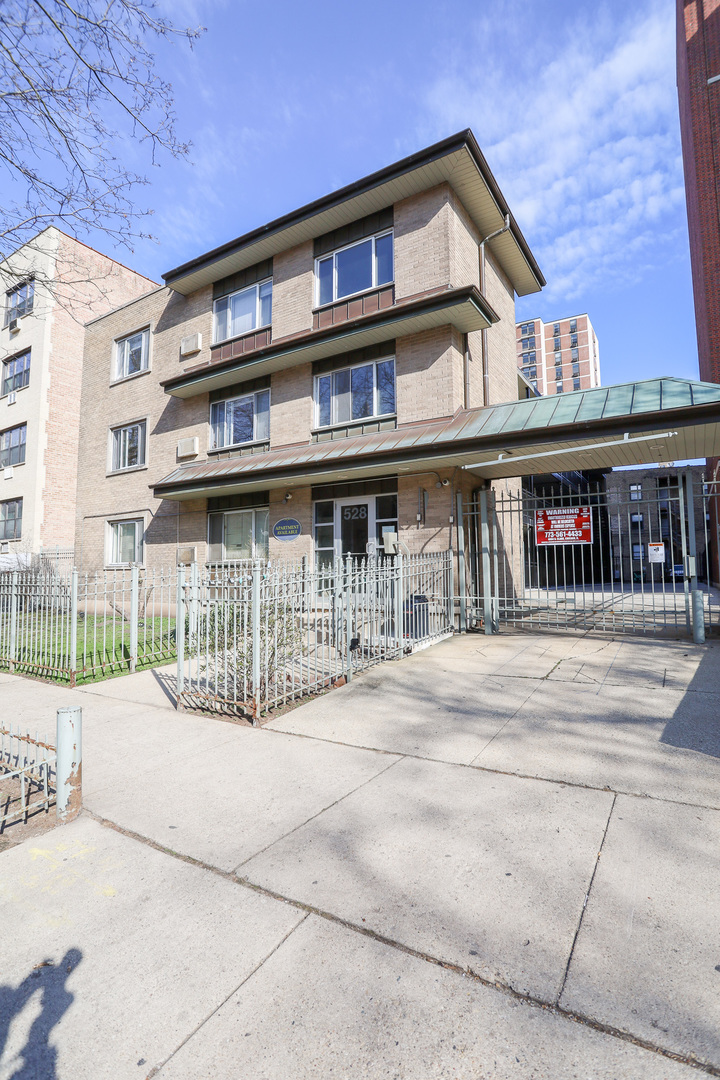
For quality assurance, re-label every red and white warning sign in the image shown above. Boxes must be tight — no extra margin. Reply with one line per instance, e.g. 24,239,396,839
535,506,593,546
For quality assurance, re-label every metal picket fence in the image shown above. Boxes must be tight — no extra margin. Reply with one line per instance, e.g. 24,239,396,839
0,725,56,828
177,551,454,719
0,566,176,684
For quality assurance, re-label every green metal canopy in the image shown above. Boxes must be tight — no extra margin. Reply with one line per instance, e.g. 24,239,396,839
153,377,720,500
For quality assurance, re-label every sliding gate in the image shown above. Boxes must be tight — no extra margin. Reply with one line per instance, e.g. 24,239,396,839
462,473,718,636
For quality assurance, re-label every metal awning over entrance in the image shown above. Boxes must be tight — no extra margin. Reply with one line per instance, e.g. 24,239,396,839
153,378,720,501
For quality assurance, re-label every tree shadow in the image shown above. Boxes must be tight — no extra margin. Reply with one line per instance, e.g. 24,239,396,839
661,643,720,758
0,948,81,1079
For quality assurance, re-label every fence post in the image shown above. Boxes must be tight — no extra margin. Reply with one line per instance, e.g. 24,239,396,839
9,570,18,672
479,488,494,635
69,569,78,687
56,705,82,823
456,491,466,632
447,548,454,631
189,561,199,648
176,565,186,704
394,550,404,657
251,563,261,725
692,589,706,644
345,554,353,683
128,564,139,674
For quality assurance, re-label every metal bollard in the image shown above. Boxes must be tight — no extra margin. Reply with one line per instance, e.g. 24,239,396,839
691,589,706,645
56,706,82,823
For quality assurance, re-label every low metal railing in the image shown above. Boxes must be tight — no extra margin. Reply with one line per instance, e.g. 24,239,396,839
0,725,56,827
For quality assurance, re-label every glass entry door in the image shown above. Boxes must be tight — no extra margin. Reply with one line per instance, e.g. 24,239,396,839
335,499,375,557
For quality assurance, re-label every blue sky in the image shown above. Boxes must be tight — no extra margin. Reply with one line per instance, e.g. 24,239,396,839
86,0,696,388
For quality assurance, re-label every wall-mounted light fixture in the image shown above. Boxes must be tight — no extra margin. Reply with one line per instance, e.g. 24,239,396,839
283,492,293,503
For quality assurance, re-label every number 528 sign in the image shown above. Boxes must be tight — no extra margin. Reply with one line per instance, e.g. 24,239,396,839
535,506,593,546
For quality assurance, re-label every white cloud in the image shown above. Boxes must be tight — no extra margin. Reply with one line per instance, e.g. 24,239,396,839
419,0,683,303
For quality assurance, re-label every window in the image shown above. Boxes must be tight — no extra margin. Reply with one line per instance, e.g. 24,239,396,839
572,362,580,376
115,329,150,380
207,508,269,562
571,348,579,361
375,493,398,546
632,543,643,562
630,483,642,500
522,366,537,380
108,519,144,565
0,498,21,540
210,389,270,449
213,280,272,344
521,336,535,350
316,231,393,306
315,358,395,427
2,350,30,396
570,335,578,348
573,378,581,391
556,382,563,394
569,318,577,333
4,279,34,325
0,423,26,468
110,420,147,472
521,351,536,364
520,322,534,335
553,323,560,335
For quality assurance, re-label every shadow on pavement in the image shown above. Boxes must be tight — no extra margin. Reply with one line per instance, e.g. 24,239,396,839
0,948,80,1078
661,645,720,758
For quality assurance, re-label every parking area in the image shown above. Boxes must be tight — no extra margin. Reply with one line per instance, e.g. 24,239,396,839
0,629,718,1078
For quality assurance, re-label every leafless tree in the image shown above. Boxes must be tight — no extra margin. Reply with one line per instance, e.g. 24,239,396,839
0,0,204,266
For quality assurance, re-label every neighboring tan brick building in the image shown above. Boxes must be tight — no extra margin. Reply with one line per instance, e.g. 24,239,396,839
0,228,156,564
516,314,600,396
74,131,546,572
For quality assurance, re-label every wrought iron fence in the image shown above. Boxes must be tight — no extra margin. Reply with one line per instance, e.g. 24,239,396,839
0,725,56,827
177,551,454,719
0,566,176,683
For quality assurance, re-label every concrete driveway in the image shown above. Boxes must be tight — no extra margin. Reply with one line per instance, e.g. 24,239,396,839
0,630,718,1078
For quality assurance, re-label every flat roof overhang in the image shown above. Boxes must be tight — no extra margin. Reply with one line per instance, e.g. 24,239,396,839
152,379,720,501
162,130,545,298
162,286,498,399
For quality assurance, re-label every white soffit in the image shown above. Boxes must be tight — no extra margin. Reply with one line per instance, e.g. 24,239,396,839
165,146,542,298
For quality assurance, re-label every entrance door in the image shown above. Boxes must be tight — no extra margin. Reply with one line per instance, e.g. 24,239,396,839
335,499,374,557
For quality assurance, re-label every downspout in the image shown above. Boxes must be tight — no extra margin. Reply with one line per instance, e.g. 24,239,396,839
479,214,511,407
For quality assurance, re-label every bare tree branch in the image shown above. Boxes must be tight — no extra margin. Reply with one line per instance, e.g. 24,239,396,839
0,0,204,264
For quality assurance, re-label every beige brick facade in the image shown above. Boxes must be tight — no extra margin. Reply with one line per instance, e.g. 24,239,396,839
74,173,532,573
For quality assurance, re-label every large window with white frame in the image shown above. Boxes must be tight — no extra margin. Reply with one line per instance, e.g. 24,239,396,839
0,423,26,468
4,279,34,326
207,507,269,562
314,357,395,428
1,350,30,396
213,280,272,344
110,420,147,472
315,231,393,306
107,519,144,565
115,328,150,381
210,389,270,449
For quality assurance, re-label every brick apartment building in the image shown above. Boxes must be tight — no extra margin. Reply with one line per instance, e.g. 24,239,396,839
516,314,600,396
0,228,156,564
677,0,720,581
74,131,546,572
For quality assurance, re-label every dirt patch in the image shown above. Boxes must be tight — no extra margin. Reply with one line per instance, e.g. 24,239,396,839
0,772,57,853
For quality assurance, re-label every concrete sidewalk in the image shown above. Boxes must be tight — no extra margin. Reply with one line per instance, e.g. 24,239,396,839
0,630,718,1078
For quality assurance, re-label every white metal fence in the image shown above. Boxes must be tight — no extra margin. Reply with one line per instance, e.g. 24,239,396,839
0,725,56,828
0,566,176,684
177,552,454,719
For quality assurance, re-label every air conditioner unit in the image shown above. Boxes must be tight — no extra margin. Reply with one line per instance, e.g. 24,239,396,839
8,319,18,333
177,436,199,459
180,332,202,357
0,542,8,554
7,391,16,405
4,467,13,480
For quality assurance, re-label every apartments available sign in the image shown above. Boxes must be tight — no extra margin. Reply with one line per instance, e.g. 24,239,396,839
535,506,593,546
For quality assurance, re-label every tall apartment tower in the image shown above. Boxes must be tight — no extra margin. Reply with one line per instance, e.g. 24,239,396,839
0,228,156,563
516,314,600,396
677,0,720,386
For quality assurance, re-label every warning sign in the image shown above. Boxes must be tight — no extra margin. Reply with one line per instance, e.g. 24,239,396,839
535,507,593,546
647,542,665,564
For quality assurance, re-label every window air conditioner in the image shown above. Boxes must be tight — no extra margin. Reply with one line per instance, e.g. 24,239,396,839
177,436,199,459
0,542,8,554
7,391,16,404
8,319,18,333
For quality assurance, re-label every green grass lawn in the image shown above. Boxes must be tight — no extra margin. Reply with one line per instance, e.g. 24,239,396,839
1,615,177,684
